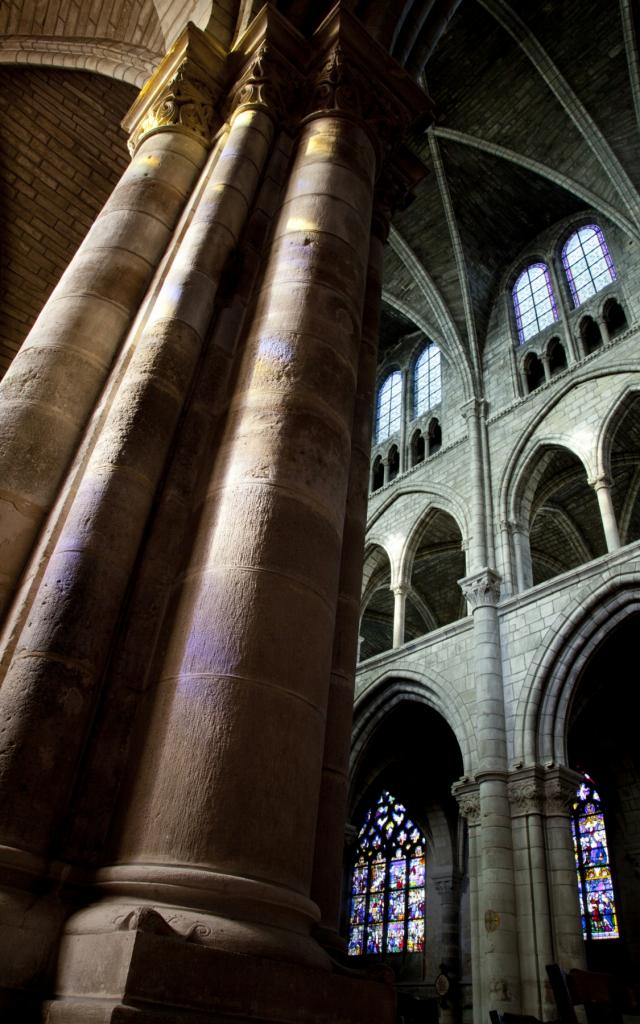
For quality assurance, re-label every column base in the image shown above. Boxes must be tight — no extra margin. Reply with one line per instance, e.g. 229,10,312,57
46,926,395,1024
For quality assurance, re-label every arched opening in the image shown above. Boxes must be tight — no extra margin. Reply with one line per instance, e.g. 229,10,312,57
372,455,385,492
360,547,393,661
604,393,640,545
411,430,425,467
388,445,400,483
524,446,606,586
349,698,467,1003
427,418,442,455
580,316,602,355
567,614,640,974
524,352,545,392
408,510,466,638
603,297,627,339
547,337,567,376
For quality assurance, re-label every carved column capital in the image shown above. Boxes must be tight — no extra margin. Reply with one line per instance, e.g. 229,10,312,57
225,9,305,123
123,25,225,154
452,778,480,825
507,767,545,817
431,871,463,899
544,765,582,816
458,567,501,610
305,6,433,167
460,397,488,423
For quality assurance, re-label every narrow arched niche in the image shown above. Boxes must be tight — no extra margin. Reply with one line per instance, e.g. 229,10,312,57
603,297,627,338
604,393,640,545
524,352,545,392
408,509,466,637
547,337,567,376
580,315,602,354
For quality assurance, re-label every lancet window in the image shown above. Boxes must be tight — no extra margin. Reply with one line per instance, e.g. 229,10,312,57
513,263,559,343
348,790,426,956
571,774,619,940
562,225,616,307
414,343,441,416
375,372,402,443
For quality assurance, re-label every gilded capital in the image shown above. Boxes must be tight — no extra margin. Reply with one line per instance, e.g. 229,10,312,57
123,26,225,154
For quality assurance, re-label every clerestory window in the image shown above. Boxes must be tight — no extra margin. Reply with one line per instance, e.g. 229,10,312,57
513,263,559,343
375,372,402,443
414,343,441,417
562,225,616,307
348,789,426,956
571,774,619,940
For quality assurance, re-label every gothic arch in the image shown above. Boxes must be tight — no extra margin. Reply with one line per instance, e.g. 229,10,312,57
399,496,468,583
514,573,640,765
352,670,475,778
508,434,594,526
596,382,640,479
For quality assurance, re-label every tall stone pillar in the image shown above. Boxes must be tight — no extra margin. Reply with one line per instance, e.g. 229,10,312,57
543,766,586,970
508,768,554,1019
0,27,223,620
590,474,621,551
392,582,408,647
41,8,430,1024
461,399,488,569
311,225,385,952
453,781,481,1024
458,570,521,1022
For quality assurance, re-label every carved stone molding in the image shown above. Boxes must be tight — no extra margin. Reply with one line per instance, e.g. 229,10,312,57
544,765,583,816
123,25,225,154
458,568,501,610
452,778,480,825
508,767,544,817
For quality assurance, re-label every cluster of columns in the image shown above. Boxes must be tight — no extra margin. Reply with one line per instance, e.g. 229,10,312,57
0,6,431,1023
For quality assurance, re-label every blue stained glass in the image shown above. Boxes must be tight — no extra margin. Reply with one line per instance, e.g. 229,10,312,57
571,774,619,941
347,790,427,957
375,372,402,443
414,343,442,417
386,921,405,953
513,263,559,343
562,225,616,307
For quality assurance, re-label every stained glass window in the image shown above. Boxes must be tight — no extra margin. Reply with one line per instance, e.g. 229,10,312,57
376,372,402,443
513,263,559,343
571,774,619,941
348,790,426,956
414,344,441,417
562,225,616,307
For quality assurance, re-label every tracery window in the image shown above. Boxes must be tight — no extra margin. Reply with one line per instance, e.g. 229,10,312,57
562,225,616,307
513,263,559,343
348,789,426,957
414,344,441,417
571,774,619,940
376,372,402,443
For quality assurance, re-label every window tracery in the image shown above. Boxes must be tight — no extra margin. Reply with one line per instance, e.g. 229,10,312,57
348,790,426,957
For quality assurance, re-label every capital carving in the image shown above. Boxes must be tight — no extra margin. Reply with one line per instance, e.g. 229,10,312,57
228,40,302,121
508,768,544,817
123,26,224,154
452,779,480,825
458,568,501,610
306,6,433,168
544,765,582,816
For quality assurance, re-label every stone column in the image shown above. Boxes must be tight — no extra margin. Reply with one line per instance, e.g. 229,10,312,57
458,570,521,1021
511,519,532,592
433,871,464,1024
598,316,611,345
541,352,551,383
508,768,554,1019
392,582,408,647
461,399,488,570
0,38,279,866
56,11,430,1001
453,781,481,1024
498,520,515,597
0,27,223,620
590,474,621,552
383,455,390,485
311,223,385,952
543,766,586,970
